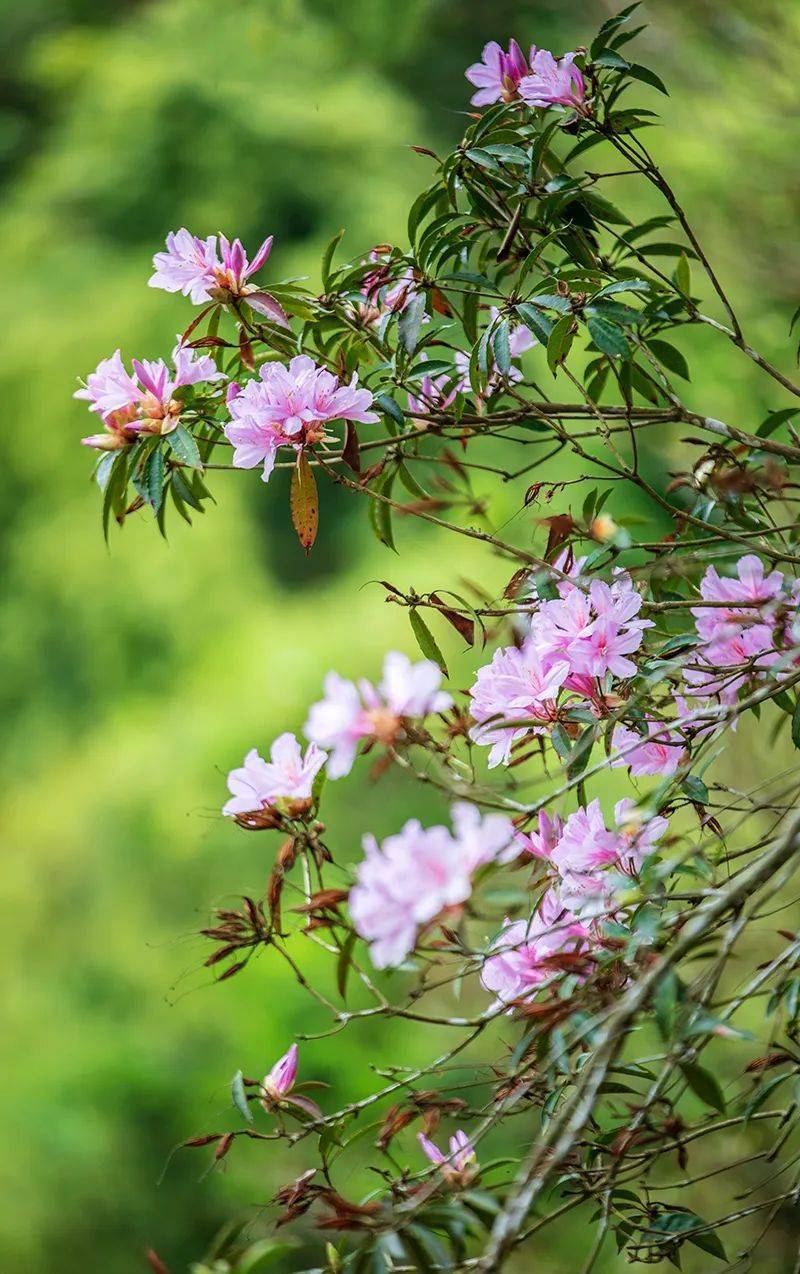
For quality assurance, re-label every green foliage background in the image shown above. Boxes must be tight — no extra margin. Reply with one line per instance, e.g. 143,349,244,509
1,0,799,1269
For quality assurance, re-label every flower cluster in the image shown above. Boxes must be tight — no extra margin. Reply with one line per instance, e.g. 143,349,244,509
224,354,379,483
688,555,798,704
305,651,452,779
482,798,667,1006
470,569,651,767
75,343,223,450
466,41,586,112
349,803,515,968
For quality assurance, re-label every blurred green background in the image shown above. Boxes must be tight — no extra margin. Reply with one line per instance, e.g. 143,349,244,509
2,0,800,1270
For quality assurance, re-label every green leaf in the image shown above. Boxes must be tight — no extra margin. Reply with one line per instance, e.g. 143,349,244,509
681,1062,726,1112
321,229,345,289
791,700,800,749
547,314,575,373
290,452,319,552
374,392,405,430
493,319,511,376
516,302,555,344
167,425,202,470
336,930,357,1002
582,191,632,226
653,970,679,1043
675,252,692,296
593,51,631,70
231,1070,254,1125
647,338,690,380
368,475,397,552
235,1240,298,1272
681,774,709,805
627,62,669,95
409,608,448,675
587,316,629,359
398,292,427,354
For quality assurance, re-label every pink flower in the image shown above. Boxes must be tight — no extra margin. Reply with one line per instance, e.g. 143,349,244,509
692,555,785,643
149,229,221,304
418,1129,477,1181
259,1043,323,1119
407,359,459,418
465,40,530,106
376,651,453,718
614,798,668,872
550,800,623,882
480,889,590,1007
519,50,586,112
76,342,223,448
224,355,378,483
260,1043,298,1102
687,556,791,702
515,809,564,859
469,639,569,767
305,653,452,780
531,572,652,681
350,805,514,968
611,721,686,777
223,733,325,818
149,228,276,307
451,801,516,869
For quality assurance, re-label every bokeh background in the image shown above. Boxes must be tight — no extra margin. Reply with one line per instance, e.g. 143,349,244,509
2,0,800,1270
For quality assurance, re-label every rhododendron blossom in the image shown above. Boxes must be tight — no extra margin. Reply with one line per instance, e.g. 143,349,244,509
223,733,325,819
469,640,570,767
611,720,686,777
515,809,564,859
465,39,530,106
224,355,378,482
687,555,796,702
305,652,452,779
349,805,514,968
481,890,591,1007
75,343,223,449
532,572,652,680
418,1129,477,1181
149,228,279,310
260,1043,298,1103
519,50,586,111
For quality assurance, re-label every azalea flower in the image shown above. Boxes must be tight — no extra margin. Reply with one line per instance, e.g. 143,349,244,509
304,652,452,779
223,733,325,820
259,1043,322,1119
349,806,514,968
224,354,378,483
686,555,793,703
611,721,686,777
76,342,223,449
465,40,530,106
418,1129,477,1182
480,889,590,1007
519,50,586,111
469,640,569,767
531,572,652,681
514,809,564,859
614,798,668,873
260,1043,298,1102
550,799,624,883
149,228,284,320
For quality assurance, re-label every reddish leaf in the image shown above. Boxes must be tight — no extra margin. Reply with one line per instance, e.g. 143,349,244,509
342,422,361,474
291,452,319,552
